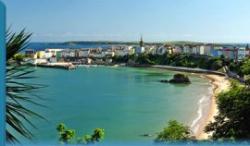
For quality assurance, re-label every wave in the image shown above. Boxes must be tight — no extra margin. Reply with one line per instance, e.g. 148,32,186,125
190,86,213,134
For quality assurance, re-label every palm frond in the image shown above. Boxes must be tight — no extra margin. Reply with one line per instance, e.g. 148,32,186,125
6,131,19,144
6,29,46,143
6,29,32,61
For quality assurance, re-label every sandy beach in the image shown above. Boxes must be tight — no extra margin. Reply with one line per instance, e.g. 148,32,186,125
195,74,231,139
149,65,231,139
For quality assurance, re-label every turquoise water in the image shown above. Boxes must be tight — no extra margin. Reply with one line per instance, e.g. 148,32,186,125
23,66,211,143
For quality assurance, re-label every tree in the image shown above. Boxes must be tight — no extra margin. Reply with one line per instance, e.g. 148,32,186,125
56,123,75,144
13,53,26,63
136,53,154,65
90,128,105,143
56,123,66,134
244,75,250,87
205,86,250,140
155,120,191,143
56,123,105,145
210,59,223,70
6,29,45,143
241,59,250,75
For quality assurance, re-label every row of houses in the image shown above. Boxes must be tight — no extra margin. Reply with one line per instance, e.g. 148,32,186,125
25,42,250,65
167,44,250,61
25,46,136,64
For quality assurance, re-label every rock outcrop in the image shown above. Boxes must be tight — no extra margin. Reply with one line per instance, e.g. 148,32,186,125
160,73,191,84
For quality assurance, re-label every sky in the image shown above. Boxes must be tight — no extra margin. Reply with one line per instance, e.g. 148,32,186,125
2,0,250,43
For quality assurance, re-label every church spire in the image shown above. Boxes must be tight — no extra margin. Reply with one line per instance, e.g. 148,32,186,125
139,35,144,47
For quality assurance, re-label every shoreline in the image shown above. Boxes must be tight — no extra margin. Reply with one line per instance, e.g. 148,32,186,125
135,65,230,140
195,74,230,139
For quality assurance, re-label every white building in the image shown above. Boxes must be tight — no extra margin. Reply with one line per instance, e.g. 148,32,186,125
136,36,145,54
156,46,167,55
87,58,92,64
200,46,205,55
191,46,199,54
183,46,191,54
78,49,90,58
147,46,157,55
69,51,76,57
32,58,48,65
102,50,115,57
136,47,145,54
61,50,71,58
200,45,212,56
127,46,135,55
115,49,128,57
44,48,63,58
238,47,246,61
90,53,104,58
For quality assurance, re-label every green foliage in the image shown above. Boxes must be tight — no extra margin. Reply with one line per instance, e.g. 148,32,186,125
112,53,224,70
136,53,155,65
56,123,76,144
112,55,129,63
56,123,105,145
6,29,45,143
210,59,223,70
80,128,105,144
13,53,26,63
228,62,243,77
205,85,250,140
82,135,92,144
60,130,75,144
56,123,66,133
56,123,75,144
241,59,250,75
155,120,191,143
244,75,250,87
91,128,105,142
227,58,250,77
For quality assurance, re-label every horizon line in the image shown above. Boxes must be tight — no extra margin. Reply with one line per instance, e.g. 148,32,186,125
29,40,250,45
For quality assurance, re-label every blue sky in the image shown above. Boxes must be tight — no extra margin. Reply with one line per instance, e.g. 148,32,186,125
2,0,250,43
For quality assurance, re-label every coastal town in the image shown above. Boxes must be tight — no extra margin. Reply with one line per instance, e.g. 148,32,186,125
4,0,250,144
24,37,250,69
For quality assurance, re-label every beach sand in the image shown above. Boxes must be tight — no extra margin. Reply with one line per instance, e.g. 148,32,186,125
141,65,231,139
195,74,231,140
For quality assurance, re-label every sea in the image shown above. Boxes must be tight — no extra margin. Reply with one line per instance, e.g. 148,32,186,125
27,42,125,51
16,65,213,144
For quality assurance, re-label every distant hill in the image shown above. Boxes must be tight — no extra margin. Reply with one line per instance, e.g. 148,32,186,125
164,41,248,47
164,41,204,46
64,41,164,46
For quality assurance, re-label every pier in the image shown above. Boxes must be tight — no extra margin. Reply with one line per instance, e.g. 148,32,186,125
36,62,76,70
151,65,226,76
